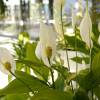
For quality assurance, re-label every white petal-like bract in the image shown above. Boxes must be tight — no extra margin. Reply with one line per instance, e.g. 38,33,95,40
35,22,56,67
98,21,100,32
35,41,42,60
0,47,16,75
80,12,92,47
53,0,65,38
98,35,100,45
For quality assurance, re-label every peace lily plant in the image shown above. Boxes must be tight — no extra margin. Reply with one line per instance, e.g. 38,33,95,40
0,0,100,100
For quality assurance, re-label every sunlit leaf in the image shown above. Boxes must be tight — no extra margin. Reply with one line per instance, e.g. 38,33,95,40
31,89,73,100
71,56,89,64
0,71,49,95
64,35,89,54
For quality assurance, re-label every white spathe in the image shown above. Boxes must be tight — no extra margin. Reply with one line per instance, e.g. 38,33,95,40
35,41,42,60
53,0,65,38
98,35,100,45
98,21,100,32
80,12,92,47
97,22,100,44
0,47,16,75
35,22,56,67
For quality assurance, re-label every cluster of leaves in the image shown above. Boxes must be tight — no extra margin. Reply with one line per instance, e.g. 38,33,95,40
0,22,100,100
0,0,6,19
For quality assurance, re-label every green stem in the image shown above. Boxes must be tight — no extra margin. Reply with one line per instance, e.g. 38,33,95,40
61,4,70,72
89,32,93,100
48,58,55,89
86,0,88,15
75,26,78,89
61,4,74,92
89,42,92,71
9,71,34,93
91,89,94,100
50,68,55,89
88,5,93,98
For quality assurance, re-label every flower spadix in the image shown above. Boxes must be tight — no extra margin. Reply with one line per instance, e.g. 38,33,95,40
0,47,16,74
80,11,92,47
35,22,56,66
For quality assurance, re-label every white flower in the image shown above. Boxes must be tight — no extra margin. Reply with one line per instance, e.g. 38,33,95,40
80,12,92,47
35,41,42,60
53,0,65,38
98,21,100,32
35,22,56,66
0,47,16,75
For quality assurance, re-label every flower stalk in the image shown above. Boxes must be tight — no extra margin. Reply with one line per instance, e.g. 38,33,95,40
86,0,93,99
75,26,78,89
61,4,74,92
48,58,55,89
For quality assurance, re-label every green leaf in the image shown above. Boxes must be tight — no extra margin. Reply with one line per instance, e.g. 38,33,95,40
92,51,100,78
18,32,30,42
24,42,50,80
55,74,65,91
17,59,49,82
1,94,29,100
0,0,6,15
52,64,68,79
32,65,49,82
94,86,100,100
73,88,89,100
92,24,100,40
76,69,98,90
71,56,89,64
16,61,24,71
8,75,12,83
0,71,49,95
25,42,37,62
31,89,73,100
65,35,89,54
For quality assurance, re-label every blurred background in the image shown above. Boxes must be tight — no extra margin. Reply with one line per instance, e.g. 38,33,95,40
0,0,100,88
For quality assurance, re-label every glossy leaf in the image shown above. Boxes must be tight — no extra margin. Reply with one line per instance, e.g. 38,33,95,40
76,69,98,91
92,51,100,78
94,86,100,100
31,89,73,100
55,74,65,91
1,94,29,100
0,71,49,95
17,59,49,82
65,35,89,54
25,42,37,62
71,56,89,64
